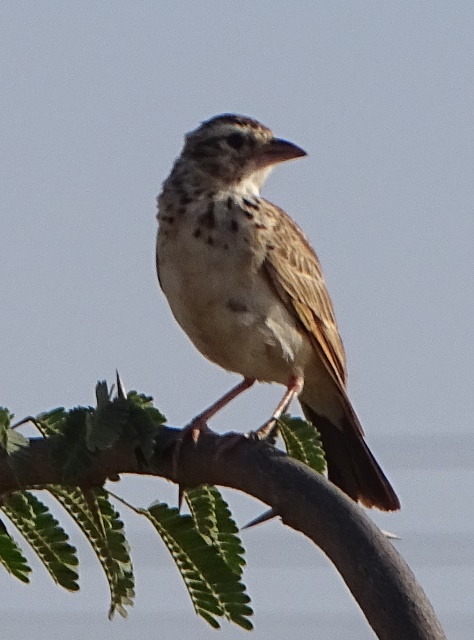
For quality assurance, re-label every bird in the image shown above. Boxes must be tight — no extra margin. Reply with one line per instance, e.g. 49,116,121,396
156,113,400,511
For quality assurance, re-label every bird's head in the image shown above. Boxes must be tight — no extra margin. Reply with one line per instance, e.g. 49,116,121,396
177,114,307,194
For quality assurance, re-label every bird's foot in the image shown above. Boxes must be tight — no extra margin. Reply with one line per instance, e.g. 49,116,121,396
250,374,302,444
249,418,280,445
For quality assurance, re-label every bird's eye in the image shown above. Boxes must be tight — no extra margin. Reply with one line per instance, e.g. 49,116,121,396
226,132,245,150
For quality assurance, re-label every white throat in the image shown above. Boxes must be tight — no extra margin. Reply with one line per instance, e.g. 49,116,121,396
238,166,274,196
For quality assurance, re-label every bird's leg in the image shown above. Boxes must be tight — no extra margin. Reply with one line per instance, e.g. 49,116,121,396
253,375,304,441
172,377,256,485
186,376,256,439
218,375,303,455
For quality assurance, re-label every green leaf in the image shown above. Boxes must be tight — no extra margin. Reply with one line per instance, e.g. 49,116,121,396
36,407,67,437
2,430,29,455
0,518,31,583
38,388,166,478
84,381,130,452
48,486,134,618
144,502,253,631
0,408,29,455
126,391,166,421
278,414,327,474
127,391,166,464
0,407,13,431
1,491,79,591
185,486,246,577
51,407,93,480
86,399,130,453
86,388,165,464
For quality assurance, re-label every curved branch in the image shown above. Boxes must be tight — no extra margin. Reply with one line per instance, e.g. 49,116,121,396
0,427,446,640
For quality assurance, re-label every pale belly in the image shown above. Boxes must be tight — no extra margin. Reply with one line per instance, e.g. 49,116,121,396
157,225,313,385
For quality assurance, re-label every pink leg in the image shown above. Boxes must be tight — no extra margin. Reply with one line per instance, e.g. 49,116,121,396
173,377,256,483
254,375,303,440
190,377,256,432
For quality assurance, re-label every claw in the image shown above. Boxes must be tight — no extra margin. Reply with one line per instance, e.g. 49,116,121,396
171,378,255,500
172,418,211,483
189,418,209,444
249,419,280,444
253,375,303,441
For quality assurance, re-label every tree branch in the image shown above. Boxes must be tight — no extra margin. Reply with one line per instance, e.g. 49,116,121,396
0,426,446,640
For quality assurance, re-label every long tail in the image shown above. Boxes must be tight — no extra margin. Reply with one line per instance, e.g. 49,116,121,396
300,401,400,511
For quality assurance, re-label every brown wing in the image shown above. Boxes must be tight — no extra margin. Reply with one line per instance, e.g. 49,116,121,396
262,200,348,389
261,202,399,508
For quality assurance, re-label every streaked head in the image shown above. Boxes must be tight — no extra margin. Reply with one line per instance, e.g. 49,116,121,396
177,114,307,193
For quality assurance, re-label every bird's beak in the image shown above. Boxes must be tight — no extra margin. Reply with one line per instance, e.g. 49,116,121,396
255,138,307,168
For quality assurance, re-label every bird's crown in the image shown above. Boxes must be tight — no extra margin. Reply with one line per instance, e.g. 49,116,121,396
168,113,306,193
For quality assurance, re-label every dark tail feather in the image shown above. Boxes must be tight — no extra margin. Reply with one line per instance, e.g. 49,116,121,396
300,402,400,511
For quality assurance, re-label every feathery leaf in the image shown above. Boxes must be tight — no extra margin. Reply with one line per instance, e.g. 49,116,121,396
48,486,134,618
279,414,327,474
0,518,31,583
36,407,67,436
185,486,245,577
1,491,79,590
144,502,252,630
50,407,93,481
0,408,29,454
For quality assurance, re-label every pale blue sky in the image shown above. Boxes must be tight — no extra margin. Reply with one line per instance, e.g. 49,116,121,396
1,2,473,638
